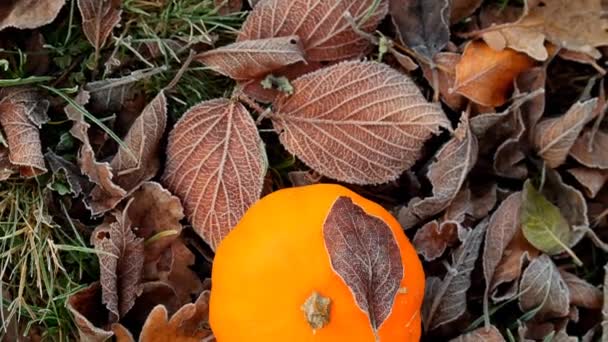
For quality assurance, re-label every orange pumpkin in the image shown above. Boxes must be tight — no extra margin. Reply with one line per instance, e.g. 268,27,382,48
210,184,425,341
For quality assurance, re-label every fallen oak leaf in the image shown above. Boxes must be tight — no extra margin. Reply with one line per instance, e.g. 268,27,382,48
196,36,306,81
162,99,267,250
77,0,122,54
271,60,450,185
569,129,608,169
0,0,66,31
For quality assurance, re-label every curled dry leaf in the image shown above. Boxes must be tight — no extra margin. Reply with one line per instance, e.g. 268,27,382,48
413,220,458,262
559,270,603,309
389,0,450,61
67,282,114,342
139,290,213,342
323,196,403,334
399,114,477,227
421,52,467,111
77,0,122,52
567,167,607,199
0,87,49,177
92,205,145,322
518,254,570,320
422,219,487,331
0,0,65,31
272,61,450,185
162,99,267,250
89,91,167,214
238,0,388,61
454,41,535,107
449,325,506,342
196,36,306,81
534,98,597,168
569,129,608,169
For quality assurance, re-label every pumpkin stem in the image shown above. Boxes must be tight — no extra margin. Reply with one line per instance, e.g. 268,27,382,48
301,291,331,331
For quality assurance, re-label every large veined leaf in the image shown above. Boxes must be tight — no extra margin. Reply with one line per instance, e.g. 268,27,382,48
162,99,267,250
77,0,121,53
271,61,450,185
238,0,389,62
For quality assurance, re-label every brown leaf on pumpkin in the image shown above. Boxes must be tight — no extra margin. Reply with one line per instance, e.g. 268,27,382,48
139,290,213,342
238,0,388,62
399,114,477,227
77,0,122,53
89,91,167,214
421,52,467,111
519,254,570,320
162,99,267,250
559,270,603,309
569,129,608,169
423,219,487,331
196,36,306,81
413,220,458,261
567,167,607,199
323,196,403,334
92,205,145,322
272,61,450,185
67,282,114,342
454,41,535,107
0,87,49,177
449,325,506,342
389,0,451,61
534,98,597,168
214,0,241,14
0,0,65,31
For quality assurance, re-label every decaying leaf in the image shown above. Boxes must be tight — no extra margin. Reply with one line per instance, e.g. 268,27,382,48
138,291,213,342
0,0,66,31
413,220,458,261
272,61,450,185
323,196,403,333
454,41,535,107
163,99,267,250
78,0,122,53
519,255,570,320
0,87,50,177
423,219,487,331
399,114,477,227
196,36,306,81
92,205,145,322
569,129,608,169
67,282,114,342
238,0,389,61
449,325,506,342
534,98,597,168
559,270,603,309
421,52,467,111
389,0,450,61
567,167,607,199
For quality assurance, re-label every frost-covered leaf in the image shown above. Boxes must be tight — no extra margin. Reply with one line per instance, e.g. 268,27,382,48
389,0,450,61
567,167,607,199
399,114,477,227
570,129,608,169
67,283,114,342
271,61,449,185
0,87,49,177
44,150,87,197
323,196,403,333
0,0,65,31
413,220,458,261
163,99,267,250
449,325,505,342
421,52,467,111
196,36,306,81
560,270,603,309
78,0,122,52
238,0,388,61
423,219,487,331
534,98,597,168
519,255,570,320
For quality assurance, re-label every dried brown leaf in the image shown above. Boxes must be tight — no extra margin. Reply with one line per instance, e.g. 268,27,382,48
534,98,597,168
450,0,483,24
92,206,145,322
413,220,458,261
570,129,608,169
44,150,87,197
519,254,570,320
238,0,388,62
443,184,497,223
0,0,65,31
196,36,306,81
139,291,213,342
423,219,487,331
272,61,450,185
77,0,122,52
0,87,49,177
156,241,204,305
567,167,607,199
454,41,535,107
421,52,467,111
560,270,603,309
323,196,403,334
67,282,114,342
163,99,267,250
449,325,506,342
399,115,477,227
389,0,450,61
